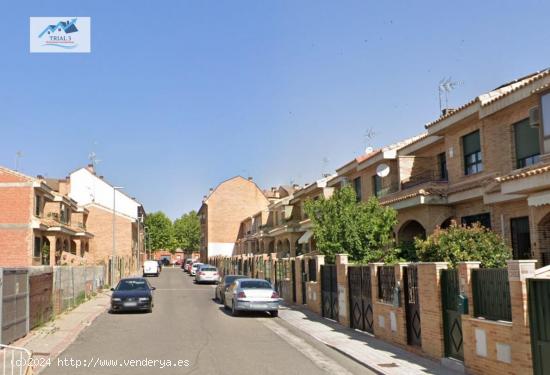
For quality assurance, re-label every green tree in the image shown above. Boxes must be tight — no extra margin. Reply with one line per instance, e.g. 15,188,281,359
144,211,175,252
304,186,398,264
415,222,512,268
173,210,201,251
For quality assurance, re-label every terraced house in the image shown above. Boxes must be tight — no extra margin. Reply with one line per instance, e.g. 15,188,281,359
333,69,550,265
0,166,93,267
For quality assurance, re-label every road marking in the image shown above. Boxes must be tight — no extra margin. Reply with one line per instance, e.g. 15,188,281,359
261,319,354,375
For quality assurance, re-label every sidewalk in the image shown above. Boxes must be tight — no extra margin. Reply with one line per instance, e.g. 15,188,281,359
278,305,461,375
13,290,111,373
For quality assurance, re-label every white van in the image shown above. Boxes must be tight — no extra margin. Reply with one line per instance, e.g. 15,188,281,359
143,260,160,277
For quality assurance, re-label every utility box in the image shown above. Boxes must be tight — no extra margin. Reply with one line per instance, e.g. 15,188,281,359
457,294,468,314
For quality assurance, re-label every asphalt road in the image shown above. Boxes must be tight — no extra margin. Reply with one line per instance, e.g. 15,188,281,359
43,268,372,375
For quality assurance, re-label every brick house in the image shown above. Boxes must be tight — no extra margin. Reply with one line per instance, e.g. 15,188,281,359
330,69,550,266
198,176,270,261
57,165,146,273
0,166,93,267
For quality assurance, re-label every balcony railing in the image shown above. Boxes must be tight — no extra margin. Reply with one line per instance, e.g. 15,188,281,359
401,170,447,190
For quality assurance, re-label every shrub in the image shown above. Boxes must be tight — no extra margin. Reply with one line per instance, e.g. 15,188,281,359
415,222,511,268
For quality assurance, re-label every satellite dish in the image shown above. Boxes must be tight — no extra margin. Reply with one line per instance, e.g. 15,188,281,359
365,146,374,154
376,163,390,177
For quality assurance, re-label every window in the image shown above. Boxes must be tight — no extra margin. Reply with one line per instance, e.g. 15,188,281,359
35,195,42,217
461,213,491,229
353,177,362,202
510,217,531,260
438,152,448,180
514,118,540,168
542,92,550,138
372,175,382,197
34,237,41,258
462,131,483,175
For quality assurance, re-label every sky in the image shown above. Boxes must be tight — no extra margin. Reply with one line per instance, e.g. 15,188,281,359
1,1,549,219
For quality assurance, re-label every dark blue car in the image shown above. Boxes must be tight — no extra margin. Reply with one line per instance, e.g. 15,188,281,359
110,277,155,313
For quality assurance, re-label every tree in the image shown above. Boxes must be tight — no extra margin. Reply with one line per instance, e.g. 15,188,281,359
304,186,398,264
415,222,512,268
173,210,201,251
144,211,175,252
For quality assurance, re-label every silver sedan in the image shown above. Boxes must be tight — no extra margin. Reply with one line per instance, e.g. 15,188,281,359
223,278,281,317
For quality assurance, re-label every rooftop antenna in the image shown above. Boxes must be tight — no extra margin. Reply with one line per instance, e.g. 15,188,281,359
322,157,330,177
15,151,23,171
364,128,376,153
88,151,101,171
438,77,463,113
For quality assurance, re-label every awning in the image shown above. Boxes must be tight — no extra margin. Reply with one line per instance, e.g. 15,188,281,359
298,230,313,244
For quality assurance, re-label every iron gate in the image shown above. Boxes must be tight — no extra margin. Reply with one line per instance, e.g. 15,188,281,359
528,278,550,375
301,259,307,304
321,265,338,321
348,266,373,333
441,268,463,361
274,261,283,294
1,269,29,345
404,265,421,346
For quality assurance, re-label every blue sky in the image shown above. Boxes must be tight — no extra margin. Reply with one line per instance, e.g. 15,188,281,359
1,1,549,219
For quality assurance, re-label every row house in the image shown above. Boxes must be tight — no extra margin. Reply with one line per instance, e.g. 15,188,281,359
331,68,550,266
235,179,335,257
0,166,93,267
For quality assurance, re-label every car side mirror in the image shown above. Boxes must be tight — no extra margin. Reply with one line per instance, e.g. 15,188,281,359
151,287,156,290
110,288,114,291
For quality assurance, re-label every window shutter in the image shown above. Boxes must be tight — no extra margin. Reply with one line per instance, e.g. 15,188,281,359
463,131,481,155
515,118,540,160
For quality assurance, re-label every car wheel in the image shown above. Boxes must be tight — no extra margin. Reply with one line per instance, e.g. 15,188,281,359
231,301,239,317
270,310,278,318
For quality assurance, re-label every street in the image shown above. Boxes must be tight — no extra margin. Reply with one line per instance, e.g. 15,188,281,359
42,268,372,375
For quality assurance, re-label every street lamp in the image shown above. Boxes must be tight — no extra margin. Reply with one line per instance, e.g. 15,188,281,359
112,186,124,284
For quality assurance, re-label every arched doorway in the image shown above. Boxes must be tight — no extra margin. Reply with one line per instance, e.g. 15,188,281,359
440,217,455,230
398,220,426,261
41,237,50,265
71,240,77,255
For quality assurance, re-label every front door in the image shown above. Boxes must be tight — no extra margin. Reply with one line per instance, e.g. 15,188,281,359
321,265,338,321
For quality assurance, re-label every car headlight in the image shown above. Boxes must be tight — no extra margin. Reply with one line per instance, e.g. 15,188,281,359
112,298,121,302
139,297,150,302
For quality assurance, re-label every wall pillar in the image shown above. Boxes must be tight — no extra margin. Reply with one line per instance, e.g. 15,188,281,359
457,261,480,314
417,262,448,359
305,255,324,315
335,254,350,326
47,235,57,266
508,260,536,375
295,255,304,305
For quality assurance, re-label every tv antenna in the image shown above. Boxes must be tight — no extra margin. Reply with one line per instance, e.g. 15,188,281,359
322,157,330,176
364,128,376,153
88,151,101,170
14,151,23,171
438,77,463,113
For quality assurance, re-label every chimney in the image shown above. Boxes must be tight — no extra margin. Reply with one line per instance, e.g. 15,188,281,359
209,188,214,193
86,164,95,174
248,177,253,181
99,176,104,180
37,174,44,179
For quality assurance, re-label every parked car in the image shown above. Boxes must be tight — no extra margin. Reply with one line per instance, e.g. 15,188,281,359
183,259,193,271
195,265,219,284
143,260,160,277
190,262,203,276
110,277,155,313
215,275,246,304
223,278,281,317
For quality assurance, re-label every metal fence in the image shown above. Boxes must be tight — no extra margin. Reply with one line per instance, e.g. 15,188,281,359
0,344,32,375
472,268,512,321
29,268,53,330
0,269,29,346
52,266,105,314
377,266,395,304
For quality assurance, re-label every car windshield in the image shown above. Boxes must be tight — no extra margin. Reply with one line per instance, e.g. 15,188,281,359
224,276,244,285
193,264,203,268
117,280,149,291
201,267,216,272
240,280,272,289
